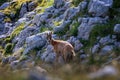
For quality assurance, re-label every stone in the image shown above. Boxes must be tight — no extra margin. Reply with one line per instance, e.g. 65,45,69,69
89,66,117,79
114,24,120,34
54,20,71,33
92,43,100,54
0,23,5,35
0,12,5,22
14,27,39,52
88,0,113,17
100,45,113,55
19,2,28,18
77,17,107,40
23,32,47,54
99,35,115,46
0,2,10,10
41,45,56,63
54,0,65,8
28,1,37,11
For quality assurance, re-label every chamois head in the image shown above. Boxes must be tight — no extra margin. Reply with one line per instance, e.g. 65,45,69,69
46,32,53,43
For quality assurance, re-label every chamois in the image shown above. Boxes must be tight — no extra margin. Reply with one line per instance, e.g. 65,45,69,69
46,32,76,63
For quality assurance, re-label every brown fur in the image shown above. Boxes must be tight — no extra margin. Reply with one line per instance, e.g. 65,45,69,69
46,32,76,63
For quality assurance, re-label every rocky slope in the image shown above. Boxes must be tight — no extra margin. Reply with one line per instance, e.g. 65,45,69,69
0,0,120,80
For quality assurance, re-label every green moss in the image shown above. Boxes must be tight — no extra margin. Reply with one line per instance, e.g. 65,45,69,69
10,23,25,40
4,43,13,55
37,0,54,13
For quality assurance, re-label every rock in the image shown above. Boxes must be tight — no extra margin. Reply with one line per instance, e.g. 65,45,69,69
64,7,78,21
41,45,56,63
88,0,113,17
0,23,5,35
77,17,107,40
54,20,71,33
0,12,5,22
24,11,36,20
19,2,28,18
54,0,65,8
89,66,117,79
99,35,115,46
0,2,10,10
14,27,39,52
28,67,47,80
100,45,113,55
114,42,120,48
28,1,37,11
10,59,35,70
32,13,41,26
114,24,120,34
23,32,47,54
92,43,100,54
67,36,83,51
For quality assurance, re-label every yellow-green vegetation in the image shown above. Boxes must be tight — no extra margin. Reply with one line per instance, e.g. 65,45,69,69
36,0,54,13
11,23,25,40
4,43,13,55
0,0,31,20
53,20,63,26
40,26,53,32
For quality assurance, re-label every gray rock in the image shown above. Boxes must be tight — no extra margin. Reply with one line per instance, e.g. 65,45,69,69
89,66,117,79
10,59,35,70
0,23,5,34
28,66,47,80
28,1,37,11
67,36,83,51
92,43,100,54
54,0,65,8
88,0,113,17
41,45,56,63
14,27,39,52
0,12,5,22
100,45,113,55
23,32,47,54
114,24,120,34
0,2,10,10
54,20,71,33
19,2,28,18
99,35,115,46
77,17,107,40
32,13,41,26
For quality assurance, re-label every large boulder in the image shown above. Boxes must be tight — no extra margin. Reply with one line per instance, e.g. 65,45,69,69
77,17,107,40
14,26,39,52
41,45,56,63
23,32,47,54
88,0,113,17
